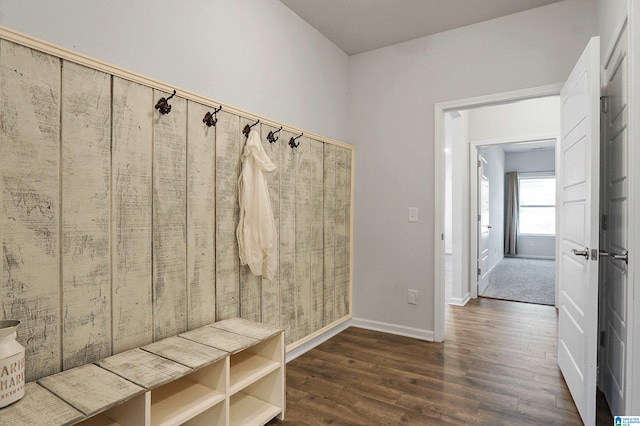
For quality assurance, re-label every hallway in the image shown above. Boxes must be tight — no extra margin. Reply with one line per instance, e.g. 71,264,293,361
272,297,612,424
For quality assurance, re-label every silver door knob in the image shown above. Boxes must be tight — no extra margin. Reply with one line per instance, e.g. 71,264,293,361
572,248,589,259
600,249,628,264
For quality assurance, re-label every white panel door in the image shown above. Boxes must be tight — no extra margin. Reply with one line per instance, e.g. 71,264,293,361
557,36,600,426
600,23,629,416
478,153,491,294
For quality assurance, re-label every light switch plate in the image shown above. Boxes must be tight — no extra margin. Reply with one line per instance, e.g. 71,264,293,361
407,289,418,305
408,207,418,222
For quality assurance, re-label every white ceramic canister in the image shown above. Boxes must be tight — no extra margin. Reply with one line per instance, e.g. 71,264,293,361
0,320,25,407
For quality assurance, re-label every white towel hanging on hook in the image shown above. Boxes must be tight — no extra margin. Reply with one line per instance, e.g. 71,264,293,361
236,128,278,281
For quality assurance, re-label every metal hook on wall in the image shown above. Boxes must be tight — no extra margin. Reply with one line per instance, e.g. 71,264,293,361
289,132,303,148
155,90,176,115
242,119,260,138
267,126,283,144
203,106,222,127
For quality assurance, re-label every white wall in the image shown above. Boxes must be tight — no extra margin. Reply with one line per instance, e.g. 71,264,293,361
505,150,556,173
0,0,349,141
480,146,506,273
468,97,560,142
349,0,597,334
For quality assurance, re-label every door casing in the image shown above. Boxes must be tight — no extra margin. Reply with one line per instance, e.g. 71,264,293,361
467,135,560,301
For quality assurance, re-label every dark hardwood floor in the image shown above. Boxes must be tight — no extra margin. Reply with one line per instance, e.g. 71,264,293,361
269,297,614,425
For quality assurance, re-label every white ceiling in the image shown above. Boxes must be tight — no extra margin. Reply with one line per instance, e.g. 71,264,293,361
280,0,564,55
500,140,556,153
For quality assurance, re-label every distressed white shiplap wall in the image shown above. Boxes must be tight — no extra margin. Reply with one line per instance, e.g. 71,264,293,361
0,31,353,382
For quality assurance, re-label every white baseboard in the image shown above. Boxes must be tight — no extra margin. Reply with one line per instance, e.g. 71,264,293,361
285,318,351,363
350,317,434,341
507,254,555,260
449,293,471,306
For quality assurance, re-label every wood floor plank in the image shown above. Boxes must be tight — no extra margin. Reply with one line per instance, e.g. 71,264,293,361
269,297,613,425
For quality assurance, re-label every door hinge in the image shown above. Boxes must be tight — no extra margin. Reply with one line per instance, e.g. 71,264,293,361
441,233,444,241
600,96,608,113
477,268,481,276
601,214,608,230
600,331,606,347
478,214,482,221
477,160,481,168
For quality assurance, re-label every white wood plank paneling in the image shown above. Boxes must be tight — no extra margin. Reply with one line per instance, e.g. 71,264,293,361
96,348,191,389
186,101,216,329
295,137,312,339
239,118,262,322
142,336,227,370
0,32,355,370
112,77,153,353
260,124,281,328
61,61,112,370
0,383,84,425
323,144,337,326
279,131,297,344
0,40,61,381
345,149,352,316
215,111,242,320
38,364,144,417
152,90,187,340
309,139,324,333
335,147,350,319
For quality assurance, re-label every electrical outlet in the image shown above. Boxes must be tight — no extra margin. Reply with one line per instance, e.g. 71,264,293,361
407,289,418,305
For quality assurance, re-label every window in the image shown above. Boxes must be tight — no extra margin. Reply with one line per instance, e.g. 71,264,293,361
518,175,555,235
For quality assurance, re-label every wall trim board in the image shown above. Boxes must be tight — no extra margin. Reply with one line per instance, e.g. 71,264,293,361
508,254,555,260
449,294,471,306
350,317,434,341
285,317,351,363
0,24,351,151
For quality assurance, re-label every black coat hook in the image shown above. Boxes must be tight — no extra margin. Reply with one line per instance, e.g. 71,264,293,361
242,119,260,138
203,106,222,127
155,90,176,115
267,126,283,144
289,132,303,148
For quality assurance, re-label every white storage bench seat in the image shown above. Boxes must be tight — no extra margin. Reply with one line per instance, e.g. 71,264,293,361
0,318,285,426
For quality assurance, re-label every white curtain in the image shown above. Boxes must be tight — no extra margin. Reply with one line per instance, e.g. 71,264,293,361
504,172,519,255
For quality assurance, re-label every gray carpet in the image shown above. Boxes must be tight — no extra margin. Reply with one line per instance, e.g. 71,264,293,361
481,257,555,306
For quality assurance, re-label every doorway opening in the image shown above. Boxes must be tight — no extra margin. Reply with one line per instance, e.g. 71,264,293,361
475,140,557,306
438,92,562,333
434,85,561,341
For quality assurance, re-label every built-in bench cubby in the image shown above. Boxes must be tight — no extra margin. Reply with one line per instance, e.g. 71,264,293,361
0,319,284,426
